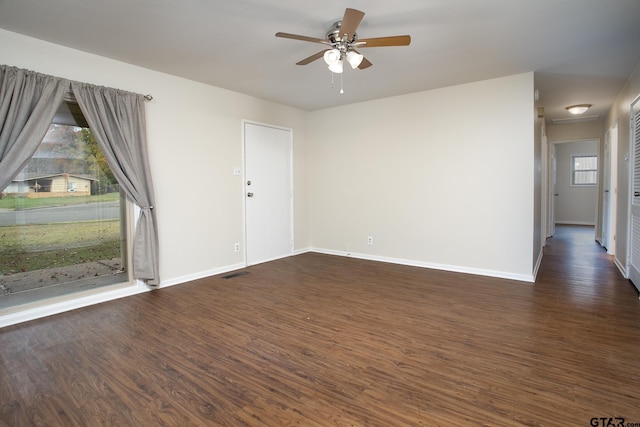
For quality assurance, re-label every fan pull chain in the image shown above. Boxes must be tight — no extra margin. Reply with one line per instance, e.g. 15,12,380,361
329,71,344,94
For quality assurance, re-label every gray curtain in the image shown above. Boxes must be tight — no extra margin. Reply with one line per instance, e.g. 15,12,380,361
71,82,160,287
0,65,69,191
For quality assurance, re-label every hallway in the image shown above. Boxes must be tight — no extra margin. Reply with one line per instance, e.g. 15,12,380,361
538,225,636,300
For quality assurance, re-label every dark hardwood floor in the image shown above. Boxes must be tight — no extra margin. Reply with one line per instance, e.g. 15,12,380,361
1,225,639,426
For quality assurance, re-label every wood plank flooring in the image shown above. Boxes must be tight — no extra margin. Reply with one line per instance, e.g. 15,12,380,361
1,225,639,426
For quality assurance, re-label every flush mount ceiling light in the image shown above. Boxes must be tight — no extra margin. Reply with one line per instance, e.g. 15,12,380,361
566,104,592,115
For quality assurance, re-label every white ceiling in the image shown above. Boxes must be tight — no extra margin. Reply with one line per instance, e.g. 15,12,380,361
1,0,639,122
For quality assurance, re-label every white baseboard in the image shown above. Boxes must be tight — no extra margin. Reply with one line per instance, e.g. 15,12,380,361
554,221,595,226
614,257,628,278
159,262,246,288
307,247,535,283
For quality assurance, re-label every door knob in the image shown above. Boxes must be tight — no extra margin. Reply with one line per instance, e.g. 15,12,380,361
247,192,254,197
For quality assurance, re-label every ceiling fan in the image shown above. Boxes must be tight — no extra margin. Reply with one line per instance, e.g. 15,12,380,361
275,8,411,73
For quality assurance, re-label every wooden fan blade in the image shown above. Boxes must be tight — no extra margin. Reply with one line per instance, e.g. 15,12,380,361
358,57,373,69
339,8,365,41
357,35,411,47
275,32,328,45
296,50,328,65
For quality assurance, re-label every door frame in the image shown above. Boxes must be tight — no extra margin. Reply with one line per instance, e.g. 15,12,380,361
547,142,557,238
601,121,618,254
241,119,294,266
626,95,640,288
547,138,600,234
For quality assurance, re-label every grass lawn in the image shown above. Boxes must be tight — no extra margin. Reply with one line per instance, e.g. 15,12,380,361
0,192,120,210
0,220,121,275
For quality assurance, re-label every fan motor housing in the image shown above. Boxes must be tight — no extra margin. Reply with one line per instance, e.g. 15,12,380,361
326,21,357,44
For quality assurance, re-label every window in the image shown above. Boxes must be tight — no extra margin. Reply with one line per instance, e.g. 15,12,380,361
572,155,597,186
0,100,129,310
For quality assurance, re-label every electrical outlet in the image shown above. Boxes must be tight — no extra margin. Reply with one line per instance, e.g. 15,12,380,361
234,243,240,252
367,236,374,245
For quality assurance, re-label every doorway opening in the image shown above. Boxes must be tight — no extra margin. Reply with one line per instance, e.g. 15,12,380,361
548,139,600,242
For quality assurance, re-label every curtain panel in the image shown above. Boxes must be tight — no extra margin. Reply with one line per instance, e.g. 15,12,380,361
0,64,159,286
71,82,160,286
0,65,69,190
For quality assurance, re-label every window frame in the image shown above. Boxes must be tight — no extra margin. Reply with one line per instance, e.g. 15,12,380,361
571,154,598,186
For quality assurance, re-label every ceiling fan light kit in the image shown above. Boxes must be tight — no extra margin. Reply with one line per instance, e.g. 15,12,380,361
323,48,343,72
328,60,343,74
346,51,364,69
276,7,411,93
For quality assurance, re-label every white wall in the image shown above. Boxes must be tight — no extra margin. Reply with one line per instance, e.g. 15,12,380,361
308,73,536,281
553,140,598,225
0,28,310,288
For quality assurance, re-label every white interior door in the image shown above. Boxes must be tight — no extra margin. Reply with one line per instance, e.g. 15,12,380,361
602,135,611,249
244,122,293,266
628,97,640,291
541,132,548,247
549,143,557,237
608,122,618,255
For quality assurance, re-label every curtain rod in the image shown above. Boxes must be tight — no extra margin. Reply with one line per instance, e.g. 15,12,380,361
4,65,154,101
64,88,153,101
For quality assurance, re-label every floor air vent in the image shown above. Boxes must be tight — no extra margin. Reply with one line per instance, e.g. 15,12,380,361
222,271,249,279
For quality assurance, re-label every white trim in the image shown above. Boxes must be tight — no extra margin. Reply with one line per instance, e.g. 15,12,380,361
0,282,148,328
158,263,246,288
541,129,548,247
293,247,311,256
0,262,247,328
627,94,640,284
554,221,596,226
532,248,544,281
614,256,628,278
308,247,535,283
603,120,618,255
241,120,248,267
